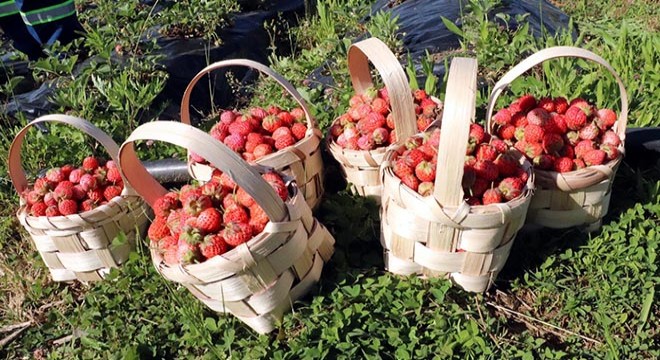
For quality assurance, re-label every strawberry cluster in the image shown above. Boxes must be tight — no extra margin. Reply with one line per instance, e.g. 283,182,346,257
330,87,441,150
147,170,288,265
190,106,308,164
491,95,621,173
391,124,528,205
21,156,125,217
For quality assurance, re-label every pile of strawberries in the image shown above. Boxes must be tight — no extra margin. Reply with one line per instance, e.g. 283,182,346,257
491,95,621,173
330,87,442,151
147,170,288,265
21,156,125,217
189,106,309,165
391,124,529,205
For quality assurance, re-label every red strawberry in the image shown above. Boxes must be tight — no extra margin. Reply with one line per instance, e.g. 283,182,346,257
416,115,433,132
46,168,65,183
195,208,222,234
565,106,587,130
512,112,528,127
82,156,100,172
533,154,555,170
378,87,389,102
30,202,48,216
272,126,293,141
565,131,580,146
413,89,427,101
516,168,529,183
262,172,288,201
498,177,524,201
469,178,489,197
25,190,43,205
583,149,607,166
222,221,252,247
600,144,619,161
153,195,179,218
545,113,568,134
517,94,537,112
291,123,307,140
358,112,387,134
523,142,544,159
372,98,389,115
526,108,550,127
417,143,437,159
523,124,545,143
554,97,569,114
476,144,498,162
223,204,248,224
54,181,74,201
106,167,122,184
415,161,436,182
267,105,282,115
45,205,60,217
200,234,229,259
372,127,389,145
349,94,364,107
570,98,593,117
573,158,586,170
538,98,555,113
474,160,499,181
417,182,434,196
393,158,413,178
183,194,212,216
579,122,600,140
228,120,252,137
490,139,508,154
33,178,51,195
404,149,427,168
601,130,621,146
58,199,78,215
103,185,122,201
44,192,57,207
219,172,237,190
560,145,575,159
466,197,482,206
274,134,296,150
253,143,274,159
482,188,503,205
248,203,269,235
210,122,229,142
220,110,237,124
542,133,564,155
494,153,520,177
262,114,283,133
554,157,575,173
595,108,617,130
497,124,516,140
223,134,246,152
189,151,206,164
291,108,305,121
249,107,267,120
469,124,486,144
361,87,379,102
574,140,595,159
492,108,512,126
70,185,86,201
401,173,419,191
180,225,203,245
148,216,171,241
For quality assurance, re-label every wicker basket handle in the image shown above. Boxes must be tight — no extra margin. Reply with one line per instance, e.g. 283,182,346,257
180,59,316,132
348,37,417,141
433,58,478,206
119,121,287,222
486,46,629,141
8,114,135,195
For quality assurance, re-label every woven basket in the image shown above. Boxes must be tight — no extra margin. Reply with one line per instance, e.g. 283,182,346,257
8,114,149,282
486,46,629,230
180,59,324,210
380,58,534,292
118,121,335,334
327,37,441,200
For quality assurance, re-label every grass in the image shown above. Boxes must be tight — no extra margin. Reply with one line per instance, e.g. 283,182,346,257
1,0,659,358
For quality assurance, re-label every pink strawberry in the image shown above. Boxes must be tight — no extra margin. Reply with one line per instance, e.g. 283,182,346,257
476,144,497,162
106,167,122,184
512,112,528,127
492,108,512,125
371,97,389,115
570,98,593,117
45,205,60,217
579,122,600,140
469,124,487,144
79,174,98,191
195,208,222,234
545,113,568,134
601,130,621,146
490,139,508,154
574,140,596,159
274,134,296,150
44,192,57,207
223,134,246,152
523,142,544,159
372,127,389,145
220,110,236,124
176,240,201,265
153,195,179,218
210,122,229,142
565,106,587,130
538,98,555,113
403,149,427,168
262,172,288,201
53,181,74,201
291,108,305,121
583,149,607,166
272,126,293,141
526,108,550,127
600,144,619,161
46,168,65,183
87,188,104,203
357,135,375,150
393,158,413,178
595,108,617,130
228,120,252,137
33,178,51,195
573,158,586,170
497,124,516,140
253,143,274,159
58,199,78,215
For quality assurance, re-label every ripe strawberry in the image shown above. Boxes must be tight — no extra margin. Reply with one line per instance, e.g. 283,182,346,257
46,168,65,183
386,113,395,129
498,177,524,201
25,190,43,205
54,181,74,201
291,108,305,121
601,130,621,147
349,94,364,107
253,143,274,159
416,115,433,132
262,173,289,201
542,133,564,155
574,140,595,159
490,139,508,154
223,134,246,152
179,225,203,245
554,157,575,173
565,131,580,146
595,108,617,130
533,154,555,170
401,173,419,192
545,113,568,134
81,157,98,172
356,135,374,151
560,145,575,159
415,161,436,182
565,106,587,130
417,182,434,196
554,97,569,114
579,122,600,140
219,172,237,190
482,188,503,205
600,144,619,161
189,151,206,164
583,149,607,166
523,142,544,159
33,178,51,195
570,98,593,117
30,202,48,216
87,188,104,203
200,234,229,259
476,144,498,162
371,127,389,146
106,167,122,184
417,144,437,160
274,134,295,150
492,108,512,126
497,124,516,140
220,110,237,124
361,87,379,103
413,89,427,101
262,114,283,133
248,203,269,235
148,216,171,241
403,149,427,168
370,98,389,116
183,194,212,216
512,112,528,127
222,221,253,247
405,137,423,150
45,205,60,217
527,108,550,127
393,158,413,178
494,153,520,177
474,160,499,181
222,204,248,224
195,208,222,234
272,126,293,141
228,120,252,137
153,195,179,218
58,199,78,215
538,98,555,113
469,124,486,144
523,124,545,143
469,178,490,197
210,122,229,142
291,123,307,140
516,168,529,183
80,174,98,191
44,192,57,207
573,158,586,170
378,87,389,102
518,94,538,112
103,185,122,201
466,197,482,206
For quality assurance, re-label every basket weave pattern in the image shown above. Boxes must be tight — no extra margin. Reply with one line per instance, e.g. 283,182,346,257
9,115,149,282
486,46,629,229
119,121,335,334
380,58,534,292
181,59,324,209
